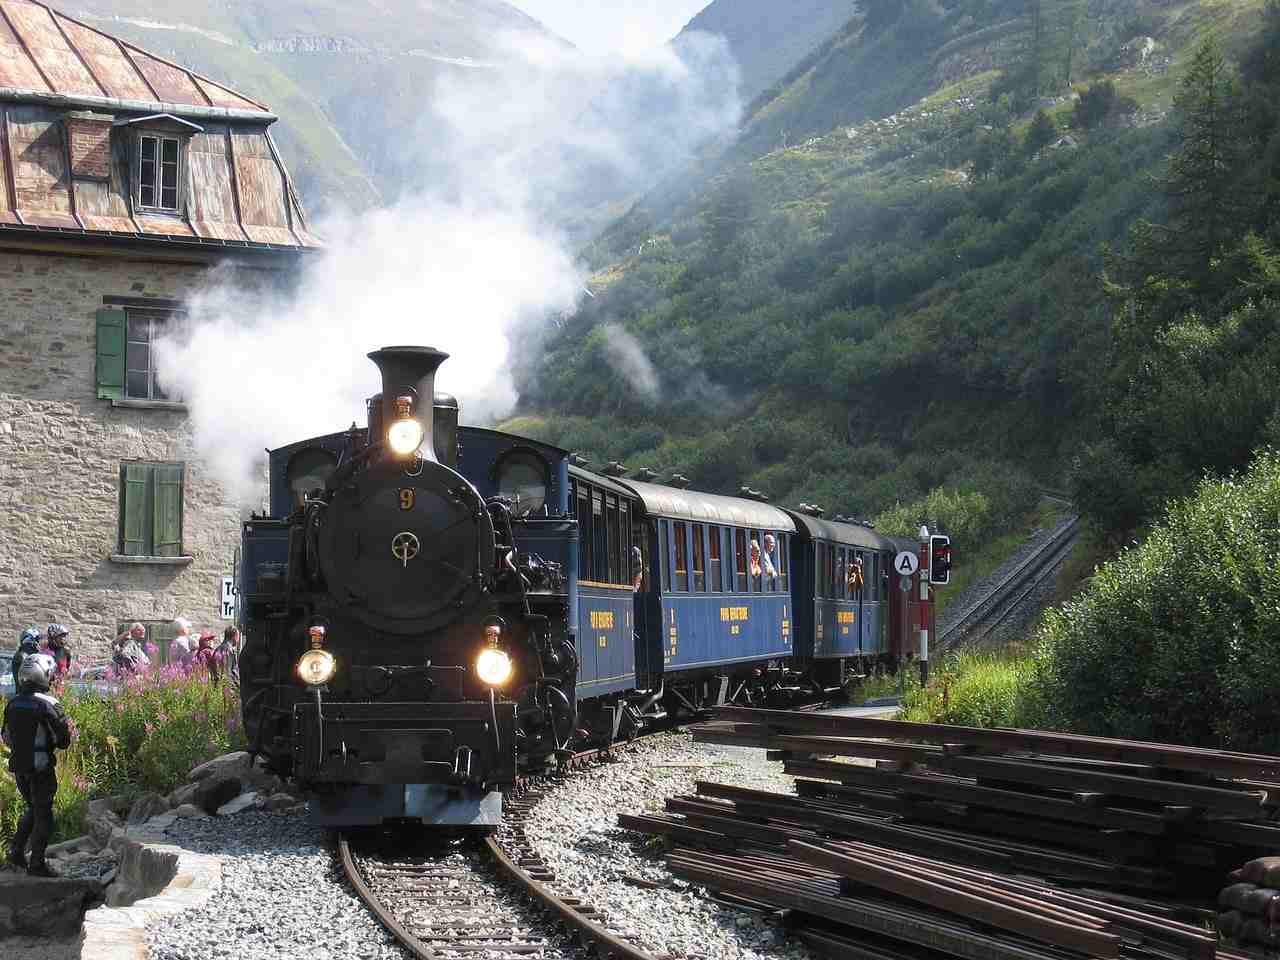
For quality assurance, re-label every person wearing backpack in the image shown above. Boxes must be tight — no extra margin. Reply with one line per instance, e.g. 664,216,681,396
11,627,41,688
2,653,72,877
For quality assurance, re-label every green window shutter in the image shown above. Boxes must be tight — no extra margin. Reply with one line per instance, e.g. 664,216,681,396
153,463,184,557
96,308,126,401
120,463,150,555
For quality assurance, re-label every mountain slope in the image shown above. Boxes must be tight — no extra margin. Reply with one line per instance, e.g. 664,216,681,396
64,0,558,213
673,0,856,102
509,0,1269,545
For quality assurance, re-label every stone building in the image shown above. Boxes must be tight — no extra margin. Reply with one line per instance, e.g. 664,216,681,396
0,0,317,660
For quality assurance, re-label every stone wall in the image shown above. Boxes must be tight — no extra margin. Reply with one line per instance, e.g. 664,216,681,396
0,249,287,660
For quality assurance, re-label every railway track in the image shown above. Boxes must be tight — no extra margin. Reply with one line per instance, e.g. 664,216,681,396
938,514,1080,651
338,749,658,960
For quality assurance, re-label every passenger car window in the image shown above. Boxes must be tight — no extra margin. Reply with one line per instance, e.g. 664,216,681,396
660,522,670,591
606,496,620,583
691,523,706,592
734,528,748,592
673,522,689,592
708,525,722,592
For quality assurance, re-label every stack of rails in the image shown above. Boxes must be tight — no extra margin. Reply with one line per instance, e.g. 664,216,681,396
618,706,1280,960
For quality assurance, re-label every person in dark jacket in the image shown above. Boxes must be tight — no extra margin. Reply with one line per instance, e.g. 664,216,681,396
11,627,41,688
2,653,71,877
43,623,72,681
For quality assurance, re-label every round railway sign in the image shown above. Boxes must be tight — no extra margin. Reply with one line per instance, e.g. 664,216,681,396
894,550,920,577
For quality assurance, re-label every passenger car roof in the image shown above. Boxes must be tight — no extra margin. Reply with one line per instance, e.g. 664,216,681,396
784,511,893,550
619,478,797,532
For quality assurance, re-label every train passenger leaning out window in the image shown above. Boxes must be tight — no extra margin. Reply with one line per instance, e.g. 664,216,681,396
762,534,778,580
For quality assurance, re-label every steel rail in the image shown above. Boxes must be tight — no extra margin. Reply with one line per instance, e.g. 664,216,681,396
938,515,1079,650
336,833,433,960
483,834,657,960
958,523,1081,649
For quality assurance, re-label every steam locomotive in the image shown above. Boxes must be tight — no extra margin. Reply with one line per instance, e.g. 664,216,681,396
238,346,946,828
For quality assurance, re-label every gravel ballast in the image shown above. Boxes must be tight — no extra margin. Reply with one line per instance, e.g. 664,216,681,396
145,812,410,960
524,732,820,960
141,734,822,960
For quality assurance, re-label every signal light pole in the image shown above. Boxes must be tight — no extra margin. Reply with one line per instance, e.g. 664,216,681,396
918,525,930,687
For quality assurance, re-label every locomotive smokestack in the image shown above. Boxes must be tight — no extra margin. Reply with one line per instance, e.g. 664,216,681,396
368,346,449,462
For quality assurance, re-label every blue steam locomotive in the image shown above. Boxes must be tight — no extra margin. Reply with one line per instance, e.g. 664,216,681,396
237,346,936,827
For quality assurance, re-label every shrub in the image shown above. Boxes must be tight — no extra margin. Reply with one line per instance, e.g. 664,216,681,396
0,660,244,852
1024,449,1280,750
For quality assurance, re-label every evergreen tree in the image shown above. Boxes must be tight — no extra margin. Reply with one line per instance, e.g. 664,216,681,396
1025,109,1058,155
1109,37,1246,327
1164,37,1245,295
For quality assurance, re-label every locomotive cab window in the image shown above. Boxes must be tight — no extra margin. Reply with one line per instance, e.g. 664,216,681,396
496,451,548,517
287,448,338,509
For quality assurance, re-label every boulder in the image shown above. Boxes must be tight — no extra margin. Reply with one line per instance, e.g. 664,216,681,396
0,872,100,937
263,792,302,812
167,782,200,808
86,806,122,850
126,792,169,824
173,803,209,819
194,775,243,814
187,751,250,783
216,791,259,816
86,795,129,819
1243,857,1280,887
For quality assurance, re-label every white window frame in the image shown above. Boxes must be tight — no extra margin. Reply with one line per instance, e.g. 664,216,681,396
124,308,184,402
136,133,183,213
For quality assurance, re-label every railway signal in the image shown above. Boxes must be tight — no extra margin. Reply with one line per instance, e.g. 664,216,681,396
929,535,952,586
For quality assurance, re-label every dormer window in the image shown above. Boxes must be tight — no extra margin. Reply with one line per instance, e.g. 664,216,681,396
139,135,180,211
114,114,202,217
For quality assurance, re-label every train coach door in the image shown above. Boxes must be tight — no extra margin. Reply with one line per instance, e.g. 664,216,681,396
633,520,661,684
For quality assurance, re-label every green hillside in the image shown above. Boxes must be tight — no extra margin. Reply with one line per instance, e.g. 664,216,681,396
508,0,1277,552
67,0,555,213
674,0,857,102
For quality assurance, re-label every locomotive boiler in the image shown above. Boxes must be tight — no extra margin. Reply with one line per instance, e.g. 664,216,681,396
238,346,575,826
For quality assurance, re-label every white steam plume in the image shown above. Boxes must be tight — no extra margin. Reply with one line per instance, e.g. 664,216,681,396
154,30,740,502
599,322,660,400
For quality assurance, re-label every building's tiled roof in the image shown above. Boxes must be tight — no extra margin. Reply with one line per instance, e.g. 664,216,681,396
0,1,318,252
0,0,268,117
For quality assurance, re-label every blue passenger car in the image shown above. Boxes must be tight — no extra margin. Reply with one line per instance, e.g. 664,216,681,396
786,512,894,684
624,480,798,706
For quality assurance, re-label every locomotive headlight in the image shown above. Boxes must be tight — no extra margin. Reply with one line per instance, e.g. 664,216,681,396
297,649,337,686
387,395,423,456
387,417,424,456
475,648,513,686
